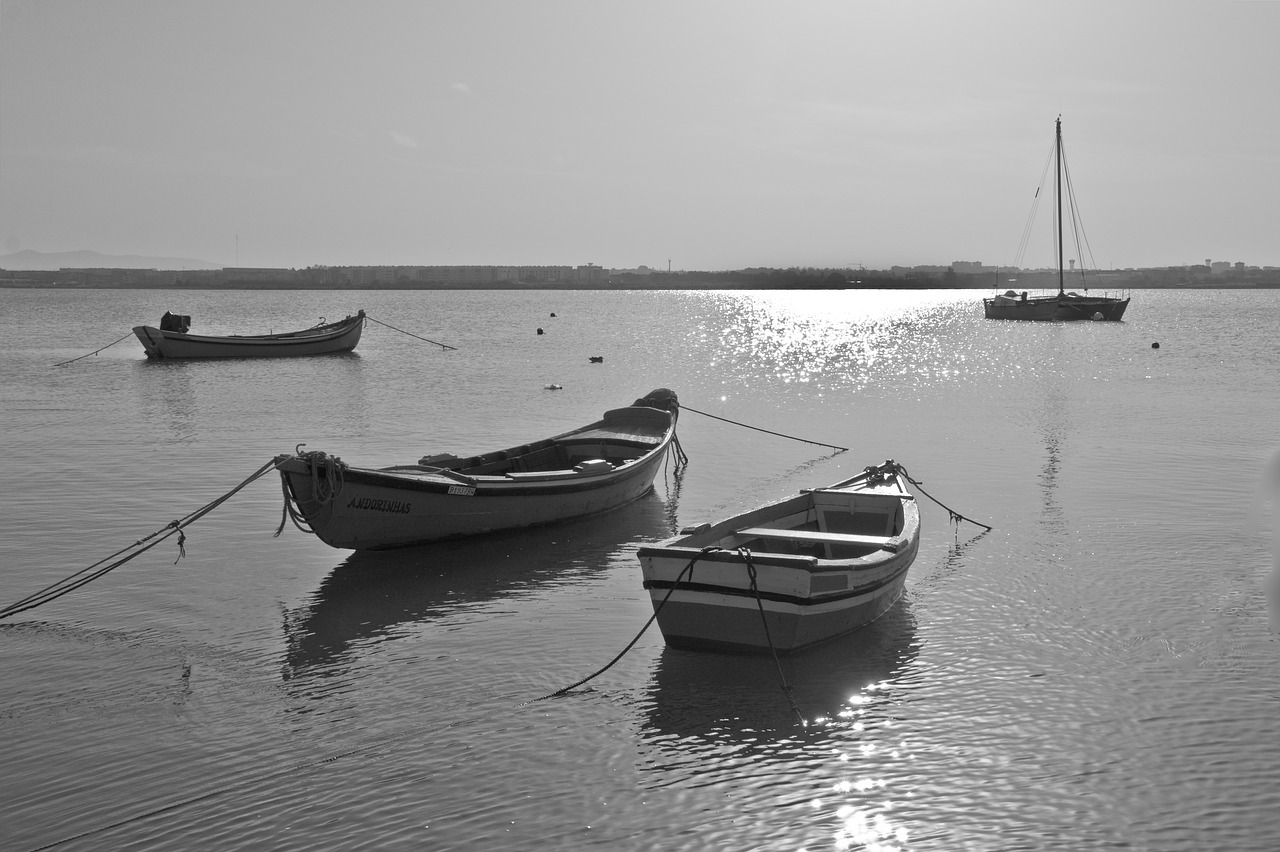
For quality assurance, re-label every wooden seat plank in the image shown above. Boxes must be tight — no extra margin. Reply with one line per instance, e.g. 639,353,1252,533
738,527,899,551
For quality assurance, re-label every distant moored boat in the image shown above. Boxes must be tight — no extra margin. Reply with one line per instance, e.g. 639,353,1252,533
984,117,1129,322
132,310,365,358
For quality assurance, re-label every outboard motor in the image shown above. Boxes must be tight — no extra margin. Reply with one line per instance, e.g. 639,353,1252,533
160,311,191,333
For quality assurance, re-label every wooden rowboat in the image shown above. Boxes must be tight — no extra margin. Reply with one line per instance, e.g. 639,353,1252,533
277,389,681,550
636,460,919,654
133,310,364,359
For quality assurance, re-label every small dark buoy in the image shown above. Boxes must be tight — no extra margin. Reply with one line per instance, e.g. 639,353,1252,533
589,356,604,363
1152,342,1160,349
550,312,557,317
536,327,544,335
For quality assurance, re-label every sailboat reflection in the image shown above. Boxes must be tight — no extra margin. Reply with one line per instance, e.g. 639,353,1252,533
639,600,918,748
282,493,673,675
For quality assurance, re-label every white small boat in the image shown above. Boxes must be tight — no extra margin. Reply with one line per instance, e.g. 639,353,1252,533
133,310,364,358
277,389,681,550
636,460,919,654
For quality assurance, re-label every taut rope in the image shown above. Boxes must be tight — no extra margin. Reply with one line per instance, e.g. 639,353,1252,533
892,461,993,531
0,458,285,619
363,314,457,350
53,332,135,367
680,404,848,452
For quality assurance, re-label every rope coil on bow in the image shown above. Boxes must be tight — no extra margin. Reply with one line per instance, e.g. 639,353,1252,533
276,445,346,537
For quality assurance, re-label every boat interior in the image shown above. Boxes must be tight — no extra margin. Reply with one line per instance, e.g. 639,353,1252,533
720,490,907,560
395,407,672,478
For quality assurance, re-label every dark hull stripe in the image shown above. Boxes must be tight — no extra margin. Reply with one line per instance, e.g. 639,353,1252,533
643,562,910,608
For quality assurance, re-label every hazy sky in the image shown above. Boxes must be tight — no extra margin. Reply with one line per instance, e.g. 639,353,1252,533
2,1,1277,270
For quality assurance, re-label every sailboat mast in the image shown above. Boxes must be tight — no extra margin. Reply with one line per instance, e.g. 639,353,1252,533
1056,116,1064,296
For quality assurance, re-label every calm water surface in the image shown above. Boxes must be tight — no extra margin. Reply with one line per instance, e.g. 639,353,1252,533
2,288,1278,851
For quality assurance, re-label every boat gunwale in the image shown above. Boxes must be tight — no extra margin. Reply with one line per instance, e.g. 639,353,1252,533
134,312,364,345
642,559,914,607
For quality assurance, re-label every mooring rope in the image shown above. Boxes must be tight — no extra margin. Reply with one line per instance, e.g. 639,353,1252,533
52,332,135,367
275,448,345,537
680,404,848,452
0,458,284,620
362,314,457,350
528,548,714,703
740,547,806,725
892,461,993,531
670,431,689,468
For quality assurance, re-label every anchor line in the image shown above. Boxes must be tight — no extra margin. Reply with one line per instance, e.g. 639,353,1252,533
892,461,993,532
740,547,807,726
53,331,135,367
362,314,457,350
0,457,284,620
680,404,847,452
528,547,716,703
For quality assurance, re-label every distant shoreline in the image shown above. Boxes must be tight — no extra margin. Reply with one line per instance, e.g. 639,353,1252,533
3,281,1276,291
4,263,1279,291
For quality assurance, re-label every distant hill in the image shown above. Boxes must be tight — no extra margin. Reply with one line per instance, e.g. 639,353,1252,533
0,249,222,271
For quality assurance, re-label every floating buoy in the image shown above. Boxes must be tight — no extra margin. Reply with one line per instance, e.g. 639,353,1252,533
544,383,563,390
550,312,557,317
536,328,544,335
1152,342,1160,349
589,356,604,363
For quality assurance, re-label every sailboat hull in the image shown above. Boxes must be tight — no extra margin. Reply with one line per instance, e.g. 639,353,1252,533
983,293,1061,321
1057,295,1129,321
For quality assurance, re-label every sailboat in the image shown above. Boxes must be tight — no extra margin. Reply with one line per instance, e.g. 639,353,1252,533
984,117,1130,321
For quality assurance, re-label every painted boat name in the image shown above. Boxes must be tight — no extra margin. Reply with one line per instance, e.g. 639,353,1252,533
347,496,412,514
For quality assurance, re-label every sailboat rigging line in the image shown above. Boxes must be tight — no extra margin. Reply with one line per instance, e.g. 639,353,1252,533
1013,140,1056,270
680,405,848,452
1059,144,1099,287
52,332,135,367
527,549,712,703
362,314,457,350
0,458,283,620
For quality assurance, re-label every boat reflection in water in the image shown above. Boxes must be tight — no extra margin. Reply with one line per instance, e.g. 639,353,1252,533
637,602,919,849
639,600,918,742
282,493,674,676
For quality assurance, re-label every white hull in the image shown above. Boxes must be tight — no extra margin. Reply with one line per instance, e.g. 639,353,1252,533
278,391,680,550
133,312,364,358
637,462,920,653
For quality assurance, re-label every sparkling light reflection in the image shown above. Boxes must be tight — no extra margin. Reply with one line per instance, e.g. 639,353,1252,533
806,680,911,851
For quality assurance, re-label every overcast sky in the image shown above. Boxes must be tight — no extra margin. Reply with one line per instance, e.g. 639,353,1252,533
2,1,1276,271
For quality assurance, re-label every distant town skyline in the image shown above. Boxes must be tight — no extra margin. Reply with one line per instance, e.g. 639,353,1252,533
4,2,1279,271
2,247,1273,276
